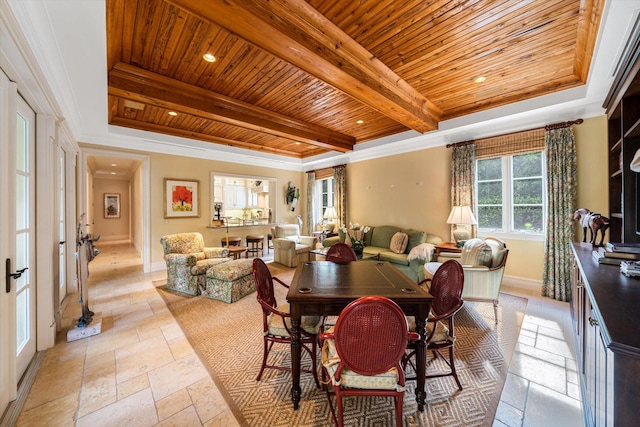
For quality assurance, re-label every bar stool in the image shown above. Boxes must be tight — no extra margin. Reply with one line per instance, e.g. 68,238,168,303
267,233,273,254
246,235,265,257
221,236,242,247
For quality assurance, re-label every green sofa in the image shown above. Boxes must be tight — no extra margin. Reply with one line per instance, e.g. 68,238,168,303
322,225,442,282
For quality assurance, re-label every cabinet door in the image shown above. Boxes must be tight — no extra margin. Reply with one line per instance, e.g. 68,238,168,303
584,304,612,427
584,305,597,427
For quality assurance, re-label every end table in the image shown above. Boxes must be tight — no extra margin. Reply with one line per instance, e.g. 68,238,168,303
433,242,462,260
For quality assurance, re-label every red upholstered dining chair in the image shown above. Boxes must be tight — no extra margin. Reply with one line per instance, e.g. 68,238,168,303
319,296,418,427
405,259,465,390
252,258,321,387
325,242,358,263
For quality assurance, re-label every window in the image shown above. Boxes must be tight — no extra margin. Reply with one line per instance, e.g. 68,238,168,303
476,151,545,237
315,177,334,222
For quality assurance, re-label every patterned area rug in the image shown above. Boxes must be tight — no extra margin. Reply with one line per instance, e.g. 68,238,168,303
154,262,526,427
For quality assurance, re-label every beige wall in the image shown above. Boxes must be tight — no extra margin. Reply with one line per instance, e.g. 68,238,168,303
574,115,609,241
347,115,608,281
89,114,608,281
347,145,451,241
93,178,130,240
150,153,303,264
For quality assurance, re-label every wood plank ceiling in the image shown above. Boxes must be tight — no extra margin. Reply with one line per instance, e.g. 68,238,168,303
106,0,604,158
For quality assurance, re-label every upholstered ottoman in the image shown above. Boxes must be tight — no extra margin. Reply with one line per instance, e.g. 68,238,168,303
203,258,256,303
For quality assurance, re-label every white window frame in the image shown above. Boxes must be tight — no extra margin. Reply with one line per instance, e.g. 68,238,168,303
314,177,334,225
475,152,546,242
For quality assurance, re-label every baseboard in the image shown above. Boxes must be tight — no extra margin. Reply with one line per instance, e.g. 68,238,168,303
502,274,541,293
98,236,130,243
151,261,166,272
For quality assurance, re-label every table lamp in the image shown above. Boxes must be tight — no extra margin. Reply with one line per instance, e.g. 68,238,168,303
447,206,477,247
323,206,338,233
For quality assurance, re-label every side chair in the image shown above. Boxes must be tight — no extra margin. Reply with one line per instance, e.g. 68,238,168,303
325,242,358,263
406,259,465,391
319,296,419,427
425,237,508,324
252,258,321,387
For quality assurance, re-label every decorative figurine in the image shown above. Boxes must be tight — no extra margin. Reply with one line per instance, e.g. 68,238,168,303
574,208,610,246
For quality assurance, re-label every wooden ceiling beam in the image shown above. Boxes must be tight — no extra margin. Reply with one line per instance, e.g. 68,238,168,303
108,63,354,152
165,0,441,133
111,116,305,158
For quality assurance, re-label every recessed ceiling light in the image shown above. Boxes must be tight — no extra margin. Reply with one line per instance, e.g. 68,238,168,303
203,53,216,62
111,163,117,167
357,119,364,124
168,111,178,116
110,172,116,175
474,76,486,83
295,142,301,145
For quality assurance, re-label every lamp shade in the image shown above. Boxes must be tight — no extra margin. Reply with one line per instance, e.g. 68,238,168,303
446,206,477,225
323,206,337,220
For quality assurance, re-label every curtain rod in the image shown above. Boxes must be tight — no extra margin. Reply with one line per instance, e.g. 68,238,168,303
446,118,584,148
306,164,346,174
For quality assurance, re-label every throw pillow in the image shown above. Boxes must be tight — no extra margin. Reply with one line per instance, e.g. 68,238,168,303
460,238,493,266
389,232,409,254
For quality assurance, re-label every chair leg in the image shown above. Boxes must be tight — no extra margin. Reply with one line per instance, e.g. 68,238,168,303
335,389,345,427
449,346,462,390
395,394,404,427
493,300,499,325
256,339,271,381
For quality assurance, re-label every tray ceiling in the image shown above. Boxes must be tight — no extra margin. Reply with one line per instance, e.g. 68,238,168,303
106,0,604,159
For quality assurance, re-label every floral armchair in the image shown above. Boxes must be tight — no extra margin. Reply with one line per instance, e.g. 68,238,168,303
160,232,229,295
272,224,318,267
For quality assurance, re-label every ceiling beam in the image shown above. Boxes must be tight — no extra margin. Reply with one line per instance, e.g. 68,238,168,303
165,0,442,133
108,63,355,152
111,117,305,158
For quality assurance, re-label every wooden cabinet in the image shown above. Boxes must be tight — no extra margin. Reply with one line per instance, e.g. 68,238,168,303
571,243,640,427
604,29,640,243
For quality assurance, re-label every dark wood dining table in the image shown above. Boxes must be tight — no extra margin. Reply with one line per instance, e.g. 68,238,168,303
286,260,434,411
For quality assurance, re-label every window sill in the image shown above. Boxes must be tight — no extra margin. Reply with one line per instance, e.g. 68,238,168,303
477,231,545,242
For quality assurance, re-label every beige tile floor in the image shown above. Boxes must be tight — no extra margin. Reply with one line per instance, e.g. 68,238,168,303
15,242,584,426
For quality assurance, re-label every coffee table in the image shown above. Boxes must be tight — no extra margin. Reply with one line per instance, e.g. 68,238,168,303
310,247,378,261
226,246,247,259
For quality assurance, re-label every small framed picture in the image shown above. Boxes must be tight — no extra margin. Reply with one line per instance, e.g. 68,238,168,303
164,178,200,218
104,193,121,219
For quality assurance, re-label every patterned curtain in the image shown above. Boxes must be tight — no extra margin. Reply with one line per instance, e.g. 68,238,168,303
542,127,576,301
333,165,347,228
451,143,476,238
305,171,315,235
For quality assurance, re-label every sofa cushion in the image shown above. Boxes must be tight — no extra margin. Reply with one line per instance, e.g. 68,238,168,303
401,228,427,253
191,257,232,275
369,225,401,248
389,232,409,254
379,251,409,266
425,233,443,245
363,246,387,256
461,238,493,267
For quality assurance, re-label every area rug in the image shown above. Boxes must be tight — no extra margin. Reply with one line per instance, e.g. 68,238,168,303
154,262,526,427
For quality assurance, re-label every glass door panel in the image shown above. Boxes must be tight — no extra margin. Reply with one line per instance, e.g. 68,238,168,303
15,99,36,379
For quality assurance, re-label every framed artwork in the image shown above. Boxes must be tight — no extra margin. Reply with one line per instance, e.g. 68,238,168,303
104,193,121,219
164,178,200,218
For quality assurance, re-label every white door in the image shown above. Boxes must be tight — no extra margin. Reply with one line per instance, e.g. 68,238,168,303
0,67,13,422
15,94,37,379
58,146,67,305
0,69,37,415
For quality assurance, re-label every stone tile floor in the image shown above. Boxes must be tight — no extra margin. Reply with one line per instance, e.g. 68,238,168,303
15,242,584,426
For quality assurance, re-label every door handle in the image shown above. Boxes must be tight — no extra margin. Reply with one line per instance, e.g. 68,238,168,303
5,258,28,293
59,241,66,245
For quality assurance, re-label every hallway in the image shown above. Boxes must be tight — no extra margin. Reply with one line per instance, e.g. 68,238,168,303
16,242,240,426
